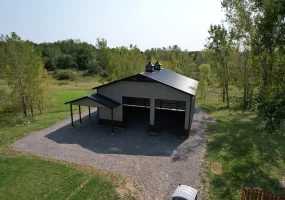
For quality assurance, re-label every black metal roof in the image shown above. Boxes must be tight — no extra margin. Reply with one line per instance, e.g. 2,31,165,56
93,68,198,96
88,94,120,108
65,93,120,108
140,68,198,95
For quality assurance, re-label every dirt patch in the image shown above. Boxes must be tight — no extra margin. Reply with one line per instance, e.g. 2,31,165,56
115,181,143,199
116,187,129,196
203,113,213,120
123,180,142,199
211,162,223,175
125,182,139,195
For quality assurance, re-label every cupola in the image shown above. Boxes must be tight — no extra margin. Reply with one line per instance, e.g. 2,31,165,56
146,61,154,72
154,61,161,70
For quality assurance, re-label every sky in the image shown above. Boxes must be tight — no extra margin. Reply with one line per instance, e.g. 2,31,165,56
0,0,224,51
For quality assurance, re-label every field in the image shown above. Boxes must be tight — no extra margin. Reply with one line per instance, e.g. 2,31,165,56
196,90,285,199
0,77,138,200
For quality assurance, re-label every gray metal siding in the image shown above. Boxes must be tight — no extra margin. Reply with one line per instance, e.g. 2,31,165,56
98,107,111,120
190,96,196,126
98,81,192,129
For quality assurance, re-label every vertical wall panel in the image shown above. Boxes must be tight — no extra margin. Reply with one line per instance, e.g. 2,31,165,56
98,81,192,123
190,97,196,127
150,98,155,125
184,98,190,129
98,107,111,119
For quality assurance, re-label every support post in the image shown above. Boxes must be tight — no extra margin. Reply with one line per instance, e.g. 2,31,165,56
79,105,82,124
70,104,74,127
149,98,155,131
97,107,100,124
111,108,114,133
184,97,191,137
88,106,91,118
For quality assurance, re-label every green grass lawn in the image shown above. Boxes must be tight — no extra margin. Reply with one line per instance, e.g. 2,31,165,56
0,78,138,200
0,156,122,200
196,91,285,200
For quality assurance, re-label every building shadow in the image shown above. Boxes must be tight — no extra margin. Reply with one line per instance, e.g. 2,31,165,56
45,110,204,157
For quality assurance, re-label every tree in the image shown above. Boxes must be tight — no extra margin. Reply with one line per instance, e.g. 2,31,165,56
56,55,77,69
222,0,285,132
222,0,256,109
75,47,92,70
44,58,57,71
87,59,102,75
199,64,211,100
0,32,52,116
206,24,235,108
101,45,145,82
96,38,110,70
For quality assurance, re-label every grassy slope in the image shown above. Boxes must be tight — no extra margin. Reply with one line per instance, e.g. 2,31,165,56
196,91,285,199
0,78,136,200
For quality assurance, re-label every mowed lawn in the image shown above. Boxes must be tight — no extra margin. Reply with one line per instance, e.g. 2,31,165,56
0,157,120,200
197,91,285,200
0,79,137,200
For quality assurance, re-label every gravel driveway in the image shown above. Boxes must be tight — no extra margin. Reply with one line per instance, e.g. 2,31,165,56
13,107,210,200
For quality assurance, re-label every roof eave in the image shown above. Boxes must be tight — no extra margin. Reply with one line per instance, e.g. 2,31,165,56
65,95,120,109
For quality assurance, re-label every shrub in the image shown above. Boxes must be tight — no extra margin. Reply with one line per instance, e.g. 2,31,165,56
53,69,77,80
0,89,21,113
87,60,102,75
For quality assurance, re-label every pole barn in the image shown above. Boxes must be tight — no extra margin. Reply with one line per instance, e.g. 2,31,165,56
65,61,198,137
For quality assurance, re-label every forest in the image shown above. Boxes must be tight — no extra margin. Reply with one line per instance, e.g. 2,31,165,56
39,38,202,82
0,0,285,135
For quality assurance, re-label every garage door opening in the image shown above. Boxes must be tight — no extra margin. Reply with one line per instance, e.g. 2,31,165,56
123,97,150,128
155,99,186,132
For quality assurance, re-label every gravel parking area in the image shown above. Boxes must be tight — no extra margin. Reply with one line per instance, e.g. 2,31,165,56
13,107,210,200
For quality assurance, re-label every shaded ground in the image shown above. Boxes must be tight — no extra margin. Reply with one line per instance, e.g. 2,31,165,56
203,107,285,199
13,107,210,200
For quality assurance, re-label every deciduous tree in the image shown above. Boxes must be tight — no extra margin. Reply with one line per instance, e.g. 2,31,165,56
0,32,52,116
206,24,235,108
199,64,211,101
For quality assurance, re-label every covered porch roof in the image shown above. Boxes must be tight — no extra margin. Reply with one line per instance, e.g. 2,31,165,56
65,93,120,108
65,93,119,133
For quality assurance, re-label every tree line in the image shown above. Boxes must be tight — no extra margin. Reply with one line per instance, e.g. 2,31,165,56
206,0,285,133
37,38,204,82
